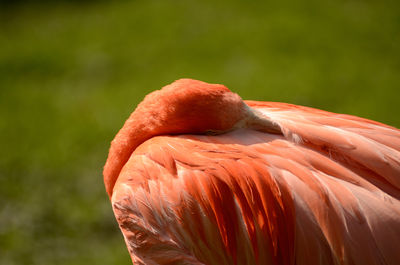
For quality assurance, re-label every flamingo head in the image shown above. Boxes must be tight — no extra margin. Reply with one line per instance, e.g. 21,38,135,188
138,78,248,135
104,78,281,197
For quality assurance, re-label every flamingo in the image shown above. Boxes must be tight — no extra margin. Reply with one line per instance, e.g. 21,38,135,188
104,79,400,265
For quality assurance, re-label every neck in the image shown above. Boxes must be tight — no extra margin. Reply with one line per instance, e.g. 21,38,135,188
103,112,155,197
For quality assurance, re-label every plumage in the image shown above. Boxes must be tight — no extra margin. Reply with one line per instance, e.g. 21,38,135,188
104,79,400,265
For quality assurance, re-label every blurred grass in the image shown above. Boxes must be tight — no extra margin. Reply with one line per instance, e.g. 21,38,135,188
0,0,399,264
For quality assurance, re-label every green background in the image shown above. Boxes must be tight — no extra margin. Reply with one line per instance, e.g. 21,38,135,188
1,0,399,264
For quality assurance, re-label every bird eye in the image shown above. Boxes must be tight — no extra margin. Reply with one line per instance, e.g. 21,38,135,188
204,129,221,135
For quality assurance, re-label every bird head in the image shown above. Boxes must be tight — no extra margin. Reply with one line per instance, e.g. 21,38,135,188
136,78,248,135
104,79,281,197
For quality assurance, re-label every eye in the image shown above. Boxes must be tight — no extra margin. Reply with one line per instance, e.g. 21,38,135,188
204,129,222,135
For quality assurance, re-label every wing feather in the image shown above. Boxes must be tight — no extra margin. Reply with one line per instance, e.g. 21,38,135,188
112,102,400,265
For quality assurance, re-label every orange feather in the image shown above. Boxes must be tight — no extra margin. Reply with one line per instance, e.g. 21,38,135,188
104,79,400,265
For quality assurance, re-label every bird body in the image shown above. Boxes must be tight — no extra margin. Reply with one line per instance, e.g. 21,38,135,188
104,79,400,265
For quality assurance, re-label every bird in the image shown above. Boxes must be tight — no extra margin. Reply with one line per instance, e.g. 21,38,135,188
103,79,400,265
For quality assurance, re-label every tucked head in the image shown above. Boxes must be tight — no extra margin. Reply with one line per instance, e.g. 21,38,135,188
135,78,248,135
104,78,281,197
104,79,247,197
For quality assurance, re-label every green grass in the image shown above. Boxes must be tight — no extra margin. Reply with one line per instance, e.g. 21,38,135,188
0,0,399,264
